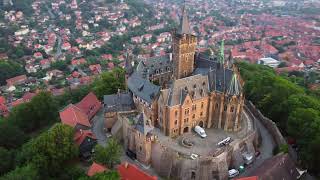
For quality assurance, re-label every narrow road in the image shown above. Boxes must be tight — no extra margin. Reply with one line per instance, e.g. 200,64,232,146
239,106,275,177
91,109,107,146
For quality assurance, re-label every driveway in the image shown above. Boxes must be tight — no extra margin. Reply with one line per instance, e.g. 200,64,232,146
91,109,107,146
238,106,276,177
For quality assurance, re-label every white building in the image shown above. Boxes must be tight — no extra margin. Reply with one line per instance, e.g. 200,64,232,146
257,57,280,68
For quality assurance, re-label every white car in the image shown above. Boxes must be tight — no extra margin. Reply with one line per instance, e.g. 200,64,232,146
190,153,199,160
228,169,239,178
194,126,207,138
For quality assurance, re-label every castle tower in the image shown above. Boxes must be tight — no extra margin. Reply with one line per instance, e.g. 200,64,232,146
172,3,197,79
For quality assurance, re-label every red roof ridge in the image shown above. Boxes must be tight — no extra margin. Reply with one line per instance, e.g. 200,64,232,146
87,162,108,177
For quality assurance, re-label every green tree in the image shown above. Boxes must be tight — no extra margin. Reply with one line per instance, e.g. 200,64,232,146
92,68,125,99
0,121,27,149
0,61,24,85
8,92,59,133
16,123,78,177
0,147,14,175
93,138,122,168
0,164,39,180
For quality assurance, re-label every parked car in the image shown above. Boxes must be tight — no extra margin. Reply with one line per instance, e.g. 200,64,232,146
243,153,254,165
194,125,207,138
228,169,239,178
190,153,199,160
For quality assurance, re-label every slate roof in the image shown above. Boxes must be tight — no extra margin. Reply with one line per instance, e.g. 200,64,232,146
103,92,135,113
195,53,236,93
136,55,172,79
127,72,160,104
167,74,209,106
134,113,154,135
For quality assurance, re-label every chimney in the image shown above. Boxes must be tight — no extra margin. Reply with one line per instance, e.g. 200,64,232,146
124,162,129,168
80,129,83,134
169,53,173,61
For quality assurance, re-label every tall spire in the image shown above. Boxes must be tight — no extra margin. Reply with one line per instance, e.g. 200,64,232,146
178,0,191,35
219,39,225,64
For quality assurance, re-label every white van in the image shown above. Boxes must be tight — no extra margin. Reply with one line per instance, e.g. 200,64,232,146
217,137,231,146
228,169,239,178
194,126,207,138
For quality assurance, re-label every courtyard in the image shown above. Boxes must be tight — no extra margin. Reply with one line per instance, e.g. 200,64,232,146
153,109,253,157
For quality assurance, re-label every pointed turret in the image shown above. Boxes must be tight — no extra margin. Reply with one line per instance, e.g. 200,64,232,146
178,1,191,35
125,52,133,75
227,73,242,96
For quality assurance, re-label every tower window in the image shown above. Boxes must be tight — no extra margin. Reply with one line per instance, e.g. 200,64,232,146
192,114,195,119
175,120,178,125
191,171,196,179
201,102,204,108
200,112,203,116
231,106,234,112
175,110,178,117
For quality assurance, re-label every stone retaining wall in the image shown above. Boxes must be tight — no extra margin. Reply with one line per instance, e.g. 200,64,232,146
245,101,286,146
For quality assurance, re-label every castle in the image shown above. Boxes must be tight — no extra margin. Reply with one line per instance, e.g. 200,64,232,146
104,3,247,179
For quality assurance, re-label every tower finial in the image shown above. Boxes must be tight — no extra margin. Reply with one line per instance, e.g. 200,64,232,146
178,0,190,35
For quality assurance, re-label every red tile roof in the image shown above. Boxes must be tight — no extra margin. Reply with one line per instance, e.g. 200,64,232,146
22,92,36,102
0,104,9,117
87,162,108,177
118,162,157,180
76,92,101,120
11,99,24,107
0,96,6,104
59,104,91,128
74,129,97,146
6,75,27,86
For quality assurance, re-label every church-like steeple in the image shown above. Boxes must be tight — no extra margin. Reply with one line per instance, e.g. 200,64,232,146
178,1,191,35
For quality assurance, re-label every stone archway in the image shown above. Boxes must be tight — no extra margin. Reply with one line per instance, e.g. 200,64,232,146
183,127,189,133
198,121,204,128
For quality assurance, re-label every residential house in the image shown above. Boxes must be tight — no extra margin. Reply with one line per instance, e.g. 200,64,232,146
6,75,27,87
59,104,91,130
34,52,43,59
103,91,135,130
22,92,36,103
76,92,101,120
40,59,51,69
74,129,97,159
89,64,102,75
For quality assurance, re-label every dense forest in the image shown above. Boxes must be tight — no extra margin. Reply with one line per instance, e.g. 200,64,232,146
237,62,320,175
0,68,125,179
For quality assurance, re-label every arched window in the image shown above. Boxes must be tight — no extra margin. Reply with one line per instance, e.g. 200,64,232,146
231,106,234,112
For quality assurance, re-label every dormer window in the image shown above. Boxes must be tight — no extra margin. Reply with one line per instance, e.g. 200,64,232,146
193,84,196,88
202,81,206,86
